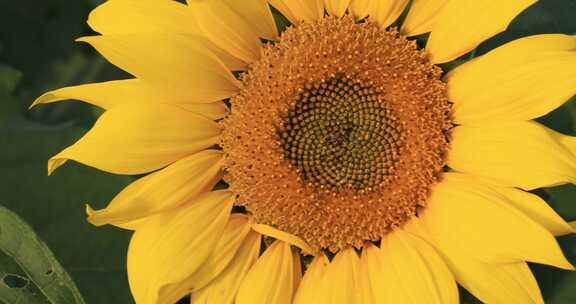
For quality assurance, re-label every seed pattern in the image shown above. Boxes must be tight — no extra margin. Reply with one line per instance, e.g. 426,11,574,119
279,75,403,191
221,16,452,252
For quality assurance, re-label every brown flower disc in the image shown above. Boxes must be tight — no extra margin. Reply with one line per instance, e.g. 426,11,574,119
221,16,452,252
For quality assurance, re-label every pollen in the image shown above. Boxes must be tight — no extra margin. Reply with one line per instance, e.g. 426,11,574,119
221,16,452,252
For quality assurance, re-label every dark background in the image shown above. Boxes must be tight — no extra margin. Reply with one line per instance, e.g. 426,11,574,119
1,0,576,303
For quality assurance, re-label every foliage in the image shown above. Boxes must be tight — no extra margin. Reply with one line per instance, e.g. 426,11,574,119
0,206,85,304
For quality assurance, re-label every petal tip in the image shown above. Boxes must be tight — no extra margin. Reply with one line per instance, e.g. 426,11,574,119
85,204,105,226
47,157,67,176
251,223,315,255
85,203,98,217
75,36,95,44
85,202,125,228
558,258,576,271
29,94,49,109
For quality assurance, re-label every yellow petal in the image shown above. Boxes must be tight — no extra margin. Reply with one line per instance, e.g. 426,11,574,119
442,175,572,237
88,0,246,71
236,241,297,304
49,104,221,175
86,150,225,227
267,0,298,24
453,260,543,304
220,0,279,40
293,255,329,304
269,0,324,22
88,0,198,34
358,247,376,304
421,173,573,269
349,0,372,20
323,247,361,304
175,103,229,120
159,214,252,304
449,121,576,190
188,0,262,64
385,230,458,304
192,231,262,304
292,249,303,297
365,232,457,303
405,217,545,304
324,0,351,18
78,34,239,103
127,190,234,304
370,0,409,28
32,80,229,119
448,34,576,124
251,223,314,255
32,80,148,110
486,183,573,236
401,0,449,36
426,0,536,63
202,42,251,71
362,244,384,303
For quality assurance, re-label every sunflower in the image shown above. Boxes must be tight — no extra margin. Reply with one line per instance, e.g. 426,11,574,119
33,0,576,303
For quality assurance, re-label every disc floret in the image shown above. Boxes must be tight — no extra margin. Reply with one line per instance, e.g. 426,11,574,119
221,17,451,251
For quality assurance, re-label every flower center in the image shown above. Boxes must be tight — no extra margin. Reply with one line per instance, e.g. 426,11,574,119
221,16,451,252
279,75,403,192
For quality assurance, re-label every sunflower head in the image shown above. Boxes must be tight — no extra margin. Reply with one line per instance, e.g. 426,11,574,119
222,16,452,251
33,0,576,303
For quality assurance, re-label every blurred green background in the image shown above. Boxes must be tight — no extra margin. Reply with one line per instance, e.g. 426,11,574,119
0,0,576,303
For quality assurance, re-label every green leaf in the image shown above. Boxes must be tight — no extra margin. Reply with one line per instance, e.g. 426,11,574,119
0,121,134,303
0,249,49,304
0,206,85,304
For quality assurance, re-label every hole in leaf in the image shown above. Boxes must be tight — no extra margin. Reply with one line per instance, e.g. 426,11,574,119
2,274,29,289
45,269,53,276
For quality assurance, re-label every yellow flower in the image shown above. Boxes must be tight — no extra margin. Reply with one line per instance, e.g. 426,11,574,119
33,0,576,303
